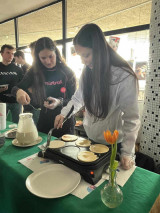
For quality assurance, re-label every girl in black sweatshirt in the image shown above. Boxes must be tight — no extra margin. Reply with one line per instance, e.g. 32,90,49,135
12,37,76,137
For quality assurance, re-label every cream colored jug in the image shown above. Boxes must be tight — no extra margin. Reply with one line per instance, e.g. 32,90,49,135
16,113,38,145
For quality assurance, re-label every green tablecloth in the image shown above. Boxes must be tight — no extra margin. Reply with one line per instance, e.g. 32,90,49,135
0,122,160,213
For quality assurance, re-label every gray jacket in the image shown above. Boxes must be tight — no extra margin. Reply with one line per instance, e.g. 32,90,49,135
61,66,140,157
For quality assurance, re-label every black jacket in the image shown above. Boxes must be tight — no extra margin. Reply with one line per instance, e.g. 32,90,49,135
0,62,23,103
12,63,76,136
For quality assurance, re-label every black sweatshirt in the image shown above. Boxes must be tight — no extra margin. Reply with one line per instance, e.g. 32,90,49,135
0,62,23,103
13,64,76,136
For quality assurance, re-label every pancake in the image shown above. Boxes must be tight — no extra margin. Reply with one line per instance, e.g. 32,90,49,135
78,151,98,162
76,138,91,147
49,140,65,149
89,144,109,154
61,134,78,142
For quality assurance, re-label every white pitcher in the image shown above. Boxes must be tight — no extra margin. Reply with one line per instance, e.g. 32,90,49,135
16,113,38,145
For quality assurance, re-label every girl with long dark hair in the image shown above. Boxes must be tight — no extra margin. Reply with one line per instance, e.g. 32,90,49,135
54,24,140,170
12,37,76,137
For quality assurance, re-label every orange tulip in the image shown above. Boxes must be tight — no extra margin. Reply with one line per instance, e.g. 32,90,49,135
104,130,119,144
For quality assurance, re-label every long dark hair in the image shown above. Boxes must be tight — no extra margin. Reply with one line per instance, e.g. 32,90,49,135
31,37,66,106
73,23,137,119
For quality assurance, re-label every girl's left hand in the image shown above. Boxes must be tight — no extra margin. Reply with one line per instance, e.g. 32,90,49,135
44,97,61,110
120,155,135,170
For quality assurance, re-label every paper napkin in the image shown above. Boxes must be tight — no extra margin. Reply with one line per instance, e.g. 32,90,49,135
102,165,136,187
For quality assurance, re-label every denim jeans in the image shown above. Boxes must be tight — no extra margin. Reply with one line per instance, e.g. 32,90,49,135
7,103,21,123
23,107,40,126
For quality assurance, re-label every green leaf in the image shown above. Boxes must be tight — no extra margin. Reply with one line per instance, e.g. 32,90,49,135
113,160,119,170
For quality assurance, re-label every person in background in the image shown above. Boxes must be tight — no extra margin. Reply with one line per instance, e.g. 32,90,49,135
29,41,37,60
14,50,30,75
0,44,23,123
14,49,39,124
12,37,76,137
54,24,140,170
18,40,40,125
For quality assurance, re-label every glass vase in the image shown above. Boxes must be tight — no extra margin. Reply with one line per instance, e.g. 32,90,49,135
101,168,123,208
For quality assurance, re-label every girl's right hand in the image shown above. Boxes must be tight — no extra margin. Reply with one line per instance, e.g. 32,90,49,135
16,89,31,105
54,114,65,129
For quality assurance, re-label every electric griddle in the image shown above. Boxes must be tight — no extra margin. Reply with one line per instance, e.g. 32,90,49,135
38,139,111,185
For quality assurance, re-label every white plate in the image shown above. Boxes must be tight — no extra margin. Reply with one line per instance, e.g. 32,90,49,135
26,164,81,198
5,128,17,139
12,136,42,147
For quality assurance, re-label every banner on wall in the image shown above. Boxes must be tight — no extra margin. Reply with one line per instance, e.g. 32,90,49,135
109,36,120,51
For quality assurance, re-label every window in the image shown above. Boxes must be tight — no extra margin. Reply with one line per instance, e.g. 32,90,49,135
0,20,15,48
66,30,149,100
